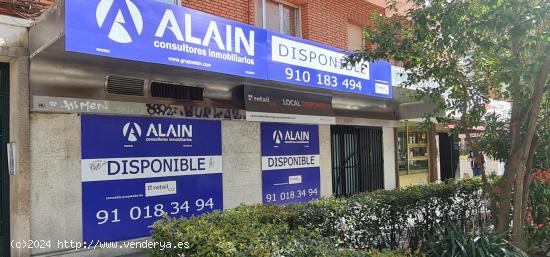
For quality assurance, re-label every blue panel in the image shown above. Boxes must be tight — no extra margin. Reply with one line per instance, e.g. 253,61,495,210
81,114,223,243
82,174,222,243
262,168,320,205
261,123,320,205
81,114,221,159
66,0,267,79
65,0,393,98
260,123,319,156
266,32,393,98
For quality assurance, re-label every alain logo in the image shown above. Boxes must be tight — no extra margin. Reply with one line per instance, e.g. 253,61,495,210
145,181,177,197
96,0,143,43
122,122,142,143
273,130,283,145
272,129,310,145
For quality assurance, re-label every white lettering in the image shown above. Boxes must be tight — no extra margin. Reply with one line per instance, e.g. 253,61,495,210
235,27,254,56
184,13,202,45
155,10,184,41
202,21,225,50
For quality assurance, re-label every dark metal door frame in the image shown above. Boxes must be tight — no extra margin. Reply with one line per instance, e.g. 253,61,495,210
331,125,384,196
438,133,458,181
0,63,10,257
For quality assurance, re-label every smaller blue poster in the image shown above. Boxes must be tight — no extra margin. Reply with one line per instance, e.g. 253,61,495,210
261,123,321,205
81,114,223,243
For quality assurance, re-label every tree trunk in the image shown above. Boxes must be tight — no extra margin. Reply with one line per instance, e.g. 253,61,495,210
520,136,538,249
511,161,527,245
496,161,514,236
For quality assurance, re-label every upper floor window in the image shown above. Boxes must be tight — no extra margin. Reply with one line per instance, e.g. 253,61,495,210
347,23,365,51
155,0,181,5
255,0,301,37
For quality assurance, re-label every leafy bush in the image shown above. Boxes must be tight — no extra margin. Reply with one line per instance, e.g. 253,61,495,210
288,179,489,251
149,179,489,257
426,223,527,257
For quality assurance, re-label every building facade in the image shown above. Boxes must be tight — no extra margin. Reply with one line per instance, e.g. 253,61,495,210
0,0,438,256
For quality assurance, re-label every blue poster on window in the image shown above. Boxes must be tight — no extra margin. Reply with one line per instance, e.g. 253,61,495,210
261,123,320,205
80,114,222,243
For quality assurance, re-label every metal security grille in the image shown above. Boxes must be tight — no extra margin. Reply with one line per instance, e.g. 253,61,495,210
106,76,145,96
150,81,204,101
331,125,384,196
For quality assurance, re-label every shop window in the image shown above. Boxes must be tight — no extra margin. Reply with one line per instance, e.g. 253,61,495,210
397,124,430,176
255,0,301,37
155,0,181,5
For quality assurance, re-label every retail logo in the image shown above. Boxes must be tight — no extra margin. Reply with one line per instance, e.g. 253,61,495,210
145,181,177,197
122,122,142,142
247,94,270,103
96,0,143,43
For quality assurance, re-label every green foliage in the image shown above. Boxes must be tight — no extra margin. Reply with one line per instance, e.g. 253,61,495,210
526,169,550,254
478,113,511,163
479,111,550,168
288,180,490,250
347,0,550,167
149,179,488,257
426,223,528,257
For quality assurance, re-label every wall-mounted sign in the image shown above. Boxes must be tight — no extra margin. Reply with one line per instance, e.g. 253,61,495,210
244,86,335,124
81,114,222,243
266,32,392,98
66,0,267,79
261,123,320,205
65,0,392,98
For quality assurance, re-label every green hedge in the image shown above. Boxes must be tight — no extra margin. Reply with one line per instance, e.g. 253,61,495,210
149,179,487,257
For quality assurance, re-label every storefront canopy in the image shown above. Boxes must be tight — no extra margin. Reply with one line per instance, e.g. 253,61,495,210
29,0,433,120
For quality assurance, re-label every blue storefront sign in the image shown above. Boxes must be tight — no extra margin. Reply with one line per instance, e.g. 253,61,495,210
81,114,223,243
261,123,320,205
266,32,392,98
65,0,392,98
66,0,267,79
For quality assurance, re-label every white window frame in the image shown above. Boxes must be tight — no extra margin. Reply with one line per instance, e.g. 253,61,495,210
260,0,301,37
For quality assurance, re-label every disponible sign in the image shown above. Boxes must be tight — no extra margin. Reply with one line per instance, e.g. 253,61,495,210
267,32,392,98
80,114,222,243
261,123,321,205
65,0,392,98
244,86,335,124
66,0,267,78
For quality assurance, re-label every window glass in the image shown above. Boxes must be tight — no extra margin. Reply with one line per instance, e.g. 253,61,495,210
256,0,300,37
155,0,180,5
347,23,364,50
254,0,263,27
397,124,430,176
282,4,297,36
265,0,281,33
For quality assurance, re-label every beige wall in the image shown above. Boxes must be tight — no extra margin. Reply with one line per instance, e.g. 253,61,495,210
0,14,33,257
28,114,334,256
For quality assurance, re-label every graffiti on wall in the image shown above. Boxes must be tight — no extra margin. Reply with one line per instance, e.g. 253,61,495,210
145,104,244,120
32,96,245,120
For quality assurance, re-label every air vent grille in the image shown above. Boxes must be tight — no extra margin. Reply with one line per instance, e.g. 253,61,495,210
151,81,204,101
106,76,145,96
